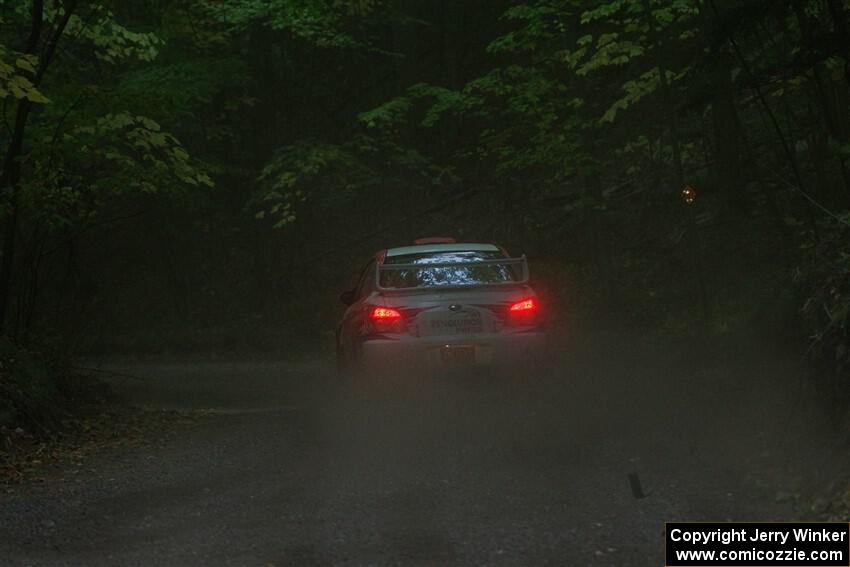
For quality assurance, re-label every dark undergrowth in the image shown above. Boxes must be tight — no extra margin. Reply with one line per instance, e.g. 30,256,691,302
0,337,109,433
0,337,206,487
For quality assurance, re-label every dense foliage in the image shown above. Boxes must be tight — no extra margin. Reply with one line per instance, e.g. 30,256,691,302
0,1,847,406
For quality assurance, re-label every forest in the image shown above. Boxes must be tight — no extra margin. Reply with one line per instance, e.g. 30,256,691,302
3,0,845,406
0,0,849,564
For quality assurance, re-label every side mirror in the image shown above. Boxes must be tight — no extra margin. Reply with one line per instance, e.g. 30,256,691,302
339,290,356,306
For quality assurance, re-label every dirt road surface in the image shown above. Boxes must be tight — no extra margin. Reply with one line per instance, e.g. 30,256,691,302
0,334,841,566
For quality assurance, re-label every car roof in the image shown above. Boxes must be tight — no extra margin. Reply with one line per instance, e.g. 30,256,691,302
385,242,500,258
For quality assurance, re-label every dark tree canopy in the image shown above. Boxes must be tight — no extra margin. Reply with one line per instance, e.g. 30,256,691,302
0,0,846,389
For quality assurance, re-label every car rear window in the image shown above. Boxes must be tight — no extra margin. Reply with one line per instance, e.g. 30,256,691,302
379,251,518,289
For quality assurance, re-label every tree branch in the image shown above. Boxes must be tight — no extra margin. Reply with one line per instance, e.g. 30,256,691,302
34,0,78,85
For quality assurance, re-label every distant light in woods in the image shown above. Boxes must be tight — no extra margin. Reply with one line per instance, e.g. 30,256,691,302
681,186,698,205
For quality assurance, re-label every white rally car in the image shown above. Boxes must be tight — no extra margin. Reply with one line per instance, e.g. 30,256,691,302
335,237,546,374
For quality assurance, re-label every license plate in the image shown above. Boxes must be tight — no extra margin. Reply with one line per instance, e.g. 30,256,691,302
429,311,484,335
440,345,475,365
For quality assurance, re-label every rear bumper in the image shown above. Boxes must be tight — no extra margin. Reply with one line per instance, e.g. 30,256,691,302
358,330,546,372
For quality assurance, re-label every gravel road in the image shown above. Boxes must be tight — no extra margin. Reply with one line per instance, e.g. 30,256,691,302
0,334,839,566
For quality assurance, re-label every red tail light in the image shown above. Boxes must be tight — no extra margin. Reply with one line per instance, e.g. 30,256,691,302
509,298,537,313
508,297,538,327
366,305,404,335
370,306,401,319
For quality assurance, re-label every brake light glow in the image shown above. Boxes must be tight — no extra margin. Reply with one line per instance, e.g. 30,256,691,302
366,305,404,335
413,236,456,245
509,298,536,313
370,306,401,319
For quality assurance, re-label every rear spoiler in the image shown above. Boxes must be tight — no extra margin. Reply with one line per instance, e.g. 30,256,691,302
375,256,529,291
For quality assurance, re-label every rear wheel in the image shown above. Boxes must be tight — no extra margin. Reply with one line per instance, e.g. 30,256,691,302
335,334,348,375
337,340,378,396
335,337,365,395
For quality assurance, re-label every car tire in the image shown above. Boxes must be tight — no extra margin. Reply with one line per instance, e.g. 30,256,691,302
335,341,347,375
336,340,371,394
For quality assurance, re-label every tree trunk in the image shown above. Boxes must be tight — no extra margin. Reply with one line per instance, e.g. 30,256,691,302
0,0,76,332
711,58,748,215
0,0,45,332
